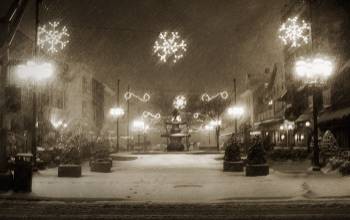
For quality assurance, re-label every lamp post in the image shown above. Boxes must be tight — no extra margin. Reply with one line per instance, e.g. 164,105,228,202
294,57,333,170
109,106,124,152
124,90,150,151
228,105,245,151
17,61,54,167
227,106,245,134
204,124,214,145
133,119,147,151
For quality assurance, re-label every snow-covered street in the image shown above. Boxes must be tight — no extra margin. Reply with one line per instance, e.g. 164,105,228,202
2,153,350,203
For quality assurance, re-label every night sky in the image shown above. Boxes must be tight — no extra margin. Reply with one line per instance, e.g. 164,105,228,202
18,0,285,96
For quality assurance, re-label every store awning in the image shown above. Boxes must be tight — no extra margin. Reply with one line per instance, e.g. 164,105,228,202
319,106,350,124
295,111,312,123
254,118,284,128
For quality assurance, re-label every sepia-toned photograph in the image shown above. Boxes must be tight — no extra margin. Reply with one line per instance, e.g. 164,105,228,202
0,0,350,219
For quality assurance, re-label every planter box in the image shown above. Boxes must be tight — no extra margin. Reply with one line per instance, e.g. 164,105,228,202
37,160,46,170
223,160,244,172
58,164,81,177
245,164,269,176
90,160,112,173
0,171,13,191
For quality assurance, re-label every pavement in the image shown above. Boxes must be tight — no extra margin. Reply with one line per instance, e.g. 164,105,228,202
1,153,350,203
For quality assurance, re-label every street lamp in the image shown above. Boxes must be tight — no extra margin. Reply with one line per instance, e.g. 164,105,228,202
133,119,148,151
16,60,54,167
109,106,125,118
110,106,125,152
204,124,214,145
227,105,245,135
295,57,333,170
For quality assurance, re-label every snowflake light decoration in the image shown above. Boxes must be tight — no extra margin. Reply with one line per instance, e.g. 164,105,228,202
38,21,69,53
153,31,187,63
278,16,310,48
173,95,187,110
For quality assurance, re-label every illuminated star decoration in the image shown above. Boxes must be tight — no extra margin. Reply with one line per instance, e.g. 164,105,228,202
153,31,187,63
201,91,229,102
38,21,69,53
173,95,187,110
142,111,161,119
278,16,311,48
124,92,150,102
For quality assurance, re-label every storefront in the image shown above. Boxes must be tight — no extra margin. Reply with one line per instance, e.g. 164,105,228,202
319,106,350,149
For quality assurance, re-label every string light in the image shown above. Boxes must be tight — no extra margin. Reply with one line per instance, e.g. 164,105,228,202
38,21,69,53
278,16,310,48
201,91,228,102
124,92,150,102
142,111,161,119
153,31,187,63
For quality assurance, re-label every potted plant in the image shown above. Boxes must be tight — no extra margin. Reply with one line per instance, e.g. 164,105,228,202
58,136,82,177
245,138,269,176
223,136,244,172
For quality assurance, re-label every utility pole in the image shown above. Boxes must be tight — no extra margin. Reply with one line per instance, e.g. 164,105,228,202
0,48,9,173
127,85,130,151
308,0,320,171
116,79,120,152
234,78,237,135
31,0,41,169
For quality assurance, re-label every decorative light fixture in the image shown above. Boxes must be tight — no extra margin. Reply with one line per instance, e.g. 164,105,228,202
124,92,150,102
142,111,161,119
278,16,310,48
209,119,222,127
305,121,311,127
227,106,245,118
173,95,187,110
133,119,145,130
204,124,214,131
201,91,228,102
109,106,125,118
153,31,187,63
17,61,54,82
38,21,69,53
295,57,333,85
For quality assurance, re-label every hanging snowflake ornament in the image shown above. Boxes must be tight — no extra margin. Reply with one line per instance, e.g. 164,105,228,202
173,95,187,110
278,16,310,48
153,31,187,63
38,21,70,53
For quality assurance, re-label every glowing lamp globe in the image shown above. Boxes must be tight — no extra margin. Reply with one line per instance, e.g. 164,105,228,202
295,57,333,85
110,107,125,118
17,61,54,82
227,106,245,118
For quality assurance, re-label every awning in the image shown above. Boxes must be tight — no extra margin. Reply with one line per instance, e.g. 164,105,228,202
254,118,284,128
295,111,312,123
319,106,350,124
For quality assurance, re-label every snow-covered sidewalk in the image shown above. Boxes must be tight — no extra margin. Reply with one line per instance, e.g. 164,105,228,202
2,154,350,203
